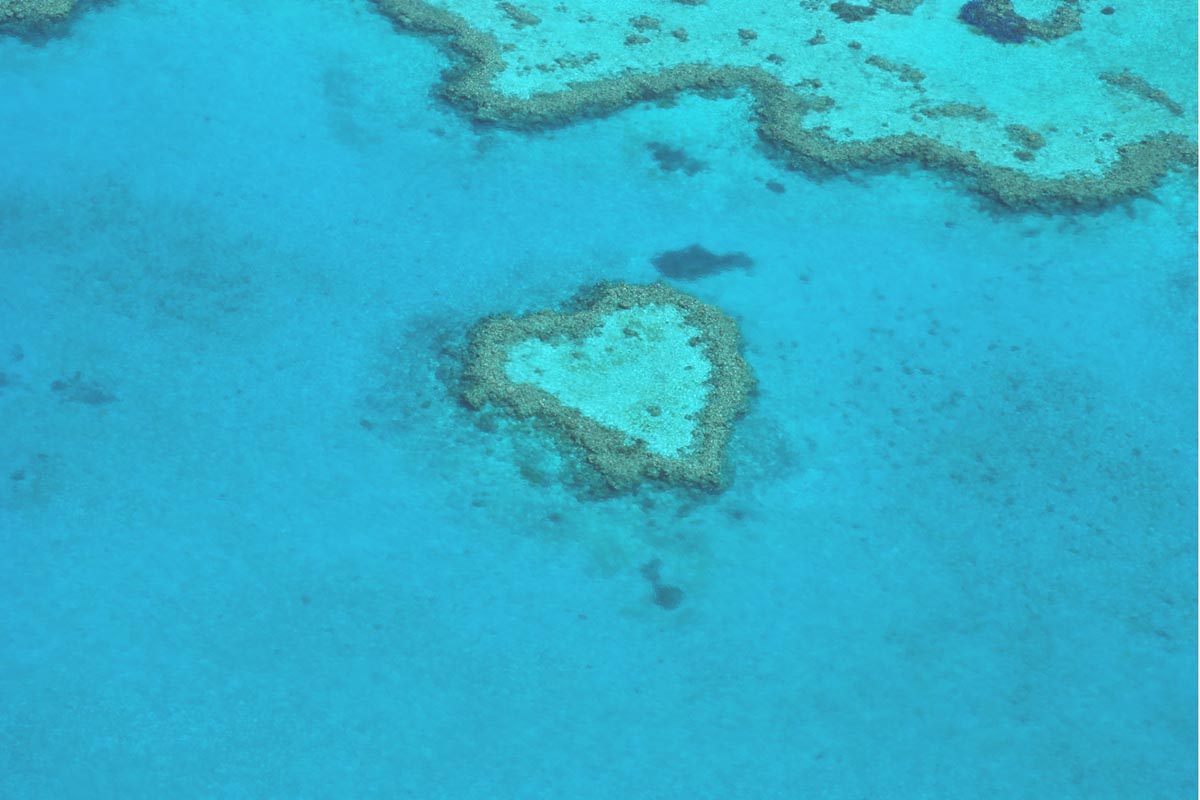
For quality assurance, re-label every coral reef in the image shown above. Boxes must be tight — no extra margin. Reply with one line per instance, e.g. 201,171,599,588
370,0,1197,211
871,0,923,13
0,0,75,25
958,0,1031,43
1100,70,1185,117
651,245,754,280
829,2,877,23
957,0,1081,44
461,282,755,492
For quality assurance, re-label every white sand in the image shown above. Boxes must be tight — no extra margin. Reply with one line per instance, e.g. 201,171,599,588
504,304,712,457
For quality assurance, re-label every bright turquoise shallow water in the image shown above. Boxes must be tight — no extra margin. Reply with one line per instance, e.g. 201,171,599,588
1,2,1195,798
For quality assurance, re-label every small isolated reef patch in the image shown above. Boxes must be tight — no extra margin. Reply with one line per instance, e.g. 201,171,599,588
651,245,754,280
640,558,685,610
647,141,708,176
460,282,755,494
829,1,876,23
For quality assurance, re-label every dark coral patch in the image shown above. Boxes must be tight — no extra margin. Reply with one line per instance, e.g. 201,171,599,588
959,0,1080,43
640,558,685,610
647,142,708,175
830,1,877,22
958,0,1029,43
651,245,754,280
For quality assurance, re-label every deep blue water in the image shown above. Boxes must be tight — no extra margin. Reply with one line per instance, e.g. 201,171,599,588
1,1,1196,798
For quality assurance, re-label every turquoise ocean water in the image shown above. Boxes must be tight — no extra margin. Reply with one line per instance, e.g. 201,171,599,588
1,1,1196,797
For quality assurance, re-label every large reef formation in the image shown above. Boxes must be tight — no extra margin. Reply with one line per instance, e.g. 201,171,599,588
0,0,74,24
1,0,95,39
460,282,755,493
371,0,1197,210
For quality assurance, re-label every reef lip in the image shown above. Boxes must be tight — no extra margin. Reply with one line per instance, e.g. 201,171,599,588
370,0,1197,212
1,0,74,25
460,281,755,493
1,0,108,42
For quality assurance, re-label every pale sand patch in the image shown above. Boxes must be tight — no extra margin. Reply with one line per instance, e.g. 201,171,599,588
505,304,712,458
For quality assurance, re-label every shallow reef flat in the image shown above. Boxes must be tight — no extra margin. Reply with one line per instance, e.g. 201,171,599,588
373,0,1197,209
0,0,75,25
461,282,754,493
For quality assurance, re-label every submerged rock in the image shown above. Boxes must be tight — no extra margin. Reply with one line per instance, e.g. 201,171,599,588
651,245,754,280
